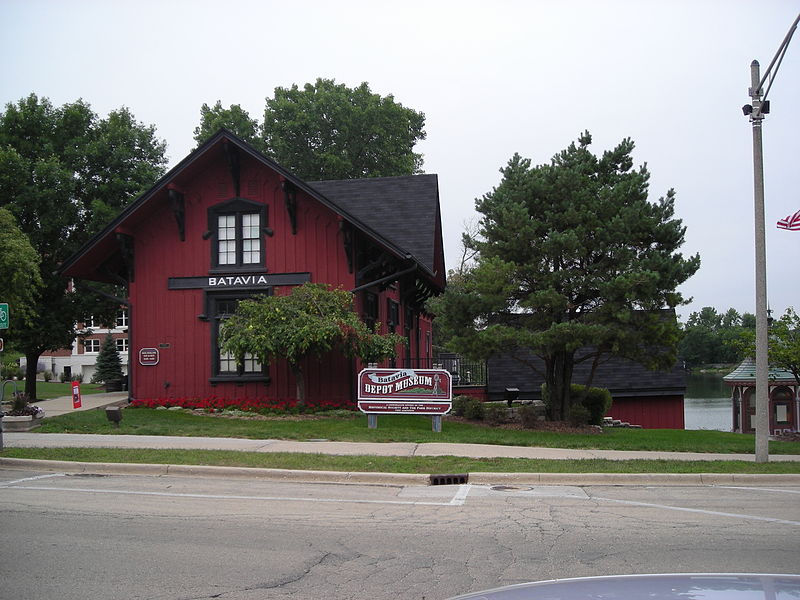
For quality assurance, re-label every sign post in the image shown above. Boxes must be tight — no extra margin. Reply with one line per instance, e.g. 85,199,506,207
357,368,452,431
72,381,82,409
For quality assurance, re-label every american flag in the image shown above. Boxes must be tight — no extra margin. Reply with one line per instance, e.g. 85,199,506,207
777,209,800,231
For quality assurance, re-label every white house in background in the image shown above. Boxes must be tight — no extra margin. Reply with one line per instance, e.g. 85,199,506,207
34,309,130,383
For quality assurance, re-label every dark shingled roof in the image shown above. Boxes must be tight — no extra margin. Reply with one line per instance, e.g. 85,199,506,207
488,349,686,400
59,130,445,290
309,175,440,276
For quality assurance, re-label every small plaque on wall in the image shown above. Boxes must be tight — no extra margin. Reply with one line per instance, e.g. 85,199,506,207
139,348,160,366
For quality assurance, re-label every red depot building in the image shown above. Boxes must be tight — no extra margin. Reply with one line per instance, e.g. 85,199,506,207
60,130,445,406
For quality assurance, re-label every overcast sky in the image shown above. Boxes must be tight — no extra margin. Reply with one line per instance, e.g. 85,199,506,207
2,0,798,321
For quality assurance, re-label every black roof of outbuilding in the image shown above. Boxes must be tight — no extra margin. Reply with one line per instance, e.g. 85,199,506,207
309,175,440,276
487,349,686,400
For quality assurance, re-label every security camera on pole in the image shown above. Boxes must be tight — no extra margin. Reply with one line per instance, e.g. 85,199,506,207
742,12,800,463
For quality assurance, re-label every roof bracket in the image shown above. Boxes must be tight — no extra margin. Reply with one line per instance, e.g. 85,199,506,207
339,220,354,273
115,233,135,283
282,180,298,234
168,189,185,241
223,140,241,197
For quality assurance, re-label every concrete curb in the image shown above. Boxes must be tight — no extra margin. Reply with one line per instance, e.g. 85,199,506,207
0,458,429,486
3,457,800,486
467,471,800,486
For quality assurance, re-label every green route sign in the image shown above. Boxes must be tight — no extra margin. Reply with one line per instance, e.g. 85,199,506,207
0,303,8,329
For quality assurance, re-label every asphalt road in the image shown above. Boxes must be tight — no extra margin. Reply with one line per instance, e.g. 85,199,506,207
2,467,799,600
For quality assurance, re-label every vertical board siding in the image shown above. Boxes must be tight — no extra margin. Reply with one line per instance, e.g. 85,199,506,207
607,396,685,429
127,152,420,405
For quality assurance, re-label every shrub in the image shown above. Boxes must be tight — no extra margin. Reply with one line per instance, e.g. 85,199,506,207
567,403,591,427
484,403,508,425
43,371,53,382
542,383,612,425
518,404,541,429
571,384,613,425
12,392,30,413
463,397,485,420
2,360,24,380
451,395,470,417
130,396,355,414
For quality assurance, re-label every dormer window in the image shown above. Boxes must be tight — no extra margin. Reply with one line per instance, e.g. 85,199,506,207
209,198,267,271
217,213,260,265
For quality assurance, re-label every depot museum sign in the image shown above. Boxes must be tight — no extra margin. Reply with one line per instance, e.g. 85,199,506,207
357,368,452,414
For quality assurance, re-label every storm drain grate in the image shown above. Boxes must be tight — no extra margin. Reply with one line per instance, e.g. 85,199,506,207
429,473,469,486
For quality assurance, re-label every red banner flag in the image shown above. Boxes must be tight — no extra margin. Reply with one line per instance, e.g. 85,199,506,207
777,208,800,231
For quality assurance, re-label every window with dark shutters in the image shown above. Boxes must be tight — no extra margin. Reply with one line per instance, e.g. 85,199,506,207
207,292,270,383
208,198,268,271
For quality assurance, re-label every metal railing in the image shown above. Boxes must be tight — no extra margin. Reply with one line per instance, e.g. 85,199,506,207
396,355,487,387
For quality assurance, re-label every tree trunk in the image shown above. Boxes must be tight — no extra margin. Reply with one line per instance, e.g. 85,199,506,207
578,350,603,404
546,350,575,421
24,350,41,400
290,363,306,407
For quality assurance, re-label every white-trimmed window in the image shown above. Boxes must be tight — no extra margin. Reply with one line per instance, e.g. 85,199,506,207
209,198,267,270
84,339,100,353
116,338,129,353
116,310,129,328
208,294,268,383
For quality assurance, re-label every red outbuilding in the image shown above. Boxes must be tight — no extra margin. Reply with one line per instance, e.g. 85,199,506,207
60,130,445,406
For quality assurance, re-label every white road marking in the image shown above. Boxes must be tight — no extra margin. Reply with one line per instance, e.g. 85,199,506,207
2,484,464,507
592,495,800,527
449,484,471,506
716,486,800,495
0,473,65,487
3,478,797,525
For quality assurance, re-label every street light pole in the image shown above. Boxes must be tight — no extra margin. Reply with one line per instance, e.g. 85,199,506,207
748,60,769,463
744,12,800,463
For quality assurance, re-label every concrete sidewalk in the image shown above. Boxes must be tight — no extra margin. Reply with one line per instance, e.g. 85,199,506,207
27,391,129,417
2,395,799,485
9,392,800,462
4,431,800,462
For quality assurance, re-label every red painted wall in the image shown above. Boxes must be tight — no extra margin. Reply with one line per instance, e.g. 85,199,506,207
606,396,685,429
454,386,488,402
126,151,427,404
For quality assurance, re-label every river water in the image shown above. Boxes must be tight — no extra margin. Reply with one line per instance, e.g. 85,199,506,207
684,373,732,431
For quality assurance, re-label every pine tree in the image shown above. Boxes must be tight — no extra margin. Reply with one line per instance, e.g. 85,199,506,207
431,132,700,420
91,334,124,388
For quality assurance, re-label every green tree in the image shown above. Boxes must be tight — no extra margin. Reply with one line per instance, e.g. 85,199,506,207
0,207,42,330
262,78,426,180
678,306,756,367
770,308,800,385
0,94,166,399
741,312,757,328
431,133,700,420
193,100,262,149
91,334,125,389
219,283,405,402
736,307,800,385
721,308,741,329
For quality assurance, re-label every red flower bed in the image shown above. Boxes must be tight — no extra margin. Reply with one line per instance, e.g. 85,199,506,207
130,396,354,413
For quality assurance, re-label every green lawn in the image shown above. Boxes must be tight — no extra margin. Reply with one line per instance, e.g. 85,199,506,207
6,381,108,401
2,447,798,474
31,407,800,455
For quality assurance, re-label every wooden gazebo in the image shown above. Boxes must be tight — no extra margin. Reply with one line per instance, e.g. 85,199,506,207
724,357,799,434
